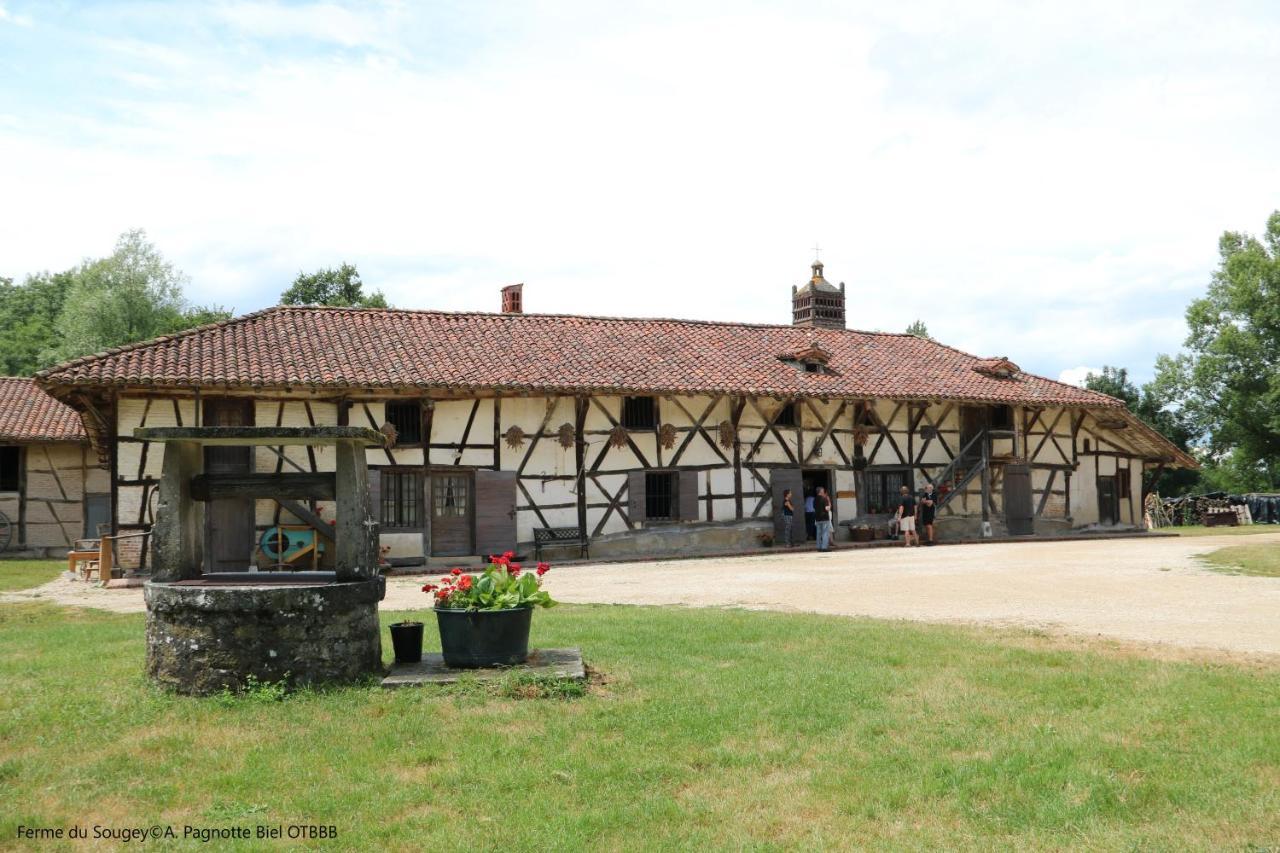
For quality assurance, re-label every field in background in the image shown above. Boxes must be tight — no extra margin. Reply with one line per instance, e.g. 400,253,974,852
0,559,65,591
1202,544,1280,578
1167,524,1280,537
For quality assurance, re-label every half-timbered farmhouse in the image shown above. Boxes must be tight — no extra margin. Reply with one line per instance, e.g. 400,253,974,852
35,265,1194,570
0,377,109,554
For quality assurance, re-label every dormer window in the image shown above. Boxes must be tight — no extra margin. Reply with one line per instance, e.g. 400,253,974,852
779,340,835,375
972,357,1021,379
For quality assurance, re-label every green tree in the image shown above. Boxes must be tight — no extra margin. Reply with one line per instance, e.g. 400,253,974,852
1152,211,1280,492
1084,366,1199,496
905,319,931,339
48,229,230,363
280,263,388,308
0,271,72,374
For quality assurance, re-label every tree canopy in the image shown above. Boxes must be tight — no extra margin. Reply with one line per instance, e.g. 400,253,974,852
280,263,388,308
47,230,230,364
0,271,73,375
1083,366,1198,495
0,229,230,374
905,319,931,339
1151,210,1280,492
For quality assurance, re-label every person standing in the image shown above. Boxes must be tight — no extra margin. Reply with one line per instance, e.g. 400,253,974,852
895,484,918,547
918,482,937,545
815,486,833,551
781,488,795,547
804,490,817,541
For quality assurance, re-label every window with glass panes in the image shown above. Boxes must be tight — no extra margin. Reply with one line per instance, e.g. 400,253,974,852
380,470,424,529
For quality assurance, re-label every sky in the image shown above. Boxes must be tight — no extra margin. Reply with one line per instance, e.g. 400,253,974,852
1,1,1278,386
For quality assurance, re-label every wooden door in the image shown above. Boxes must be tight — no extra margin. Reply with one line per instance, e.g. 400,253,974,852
1097,476,1119,525
771,468,803,542
959,407,987,460
203,398,255,572
430,470,473,556
1003,463,1034,535
84,494,112,538
474,470,516,558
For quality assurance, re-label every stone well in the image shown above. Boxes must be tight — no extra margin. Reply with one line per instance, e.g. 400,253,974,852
145,576,384,695
136,426,388,695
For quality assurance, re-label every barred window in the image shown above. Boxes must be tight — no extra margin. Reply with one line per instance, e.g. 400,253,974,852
385,401,423,444
381,470,424,530
862,468,910,515
645,471,676,520
622,396,657,431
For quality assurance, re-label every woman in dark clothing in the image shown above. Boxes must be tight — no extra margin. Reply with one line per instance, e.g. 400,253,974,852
781,489,794,547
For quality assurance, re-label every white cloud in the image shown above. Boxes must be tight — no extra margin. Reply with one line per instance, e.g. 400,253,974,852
0,1,1276,383
1058,366,1102,387
0,3,32,26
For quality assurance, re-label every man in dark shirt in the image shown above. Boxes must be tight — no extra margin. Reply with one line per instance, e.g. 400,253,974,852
895,485,918,547
917,482,937,545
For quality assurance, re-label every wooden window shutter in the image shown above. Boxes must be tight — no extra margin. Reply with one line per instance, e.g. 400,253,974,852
677,470,698,521
772,468,804,541
474,470,517,556
628,470,646,524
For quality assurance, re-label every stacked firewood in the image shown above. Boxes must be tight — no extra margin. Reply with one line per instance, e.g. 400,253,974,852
1160,493,1234,527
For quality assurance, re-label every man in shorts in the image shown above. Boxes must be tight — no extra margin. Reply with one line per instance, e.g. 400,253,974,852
895,484,918,547
917,482,937,545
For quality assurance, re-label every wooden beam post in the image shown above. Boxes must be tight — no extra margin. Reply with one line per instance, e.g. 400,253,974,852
732,396,745,520
334,438,377,581
151,440,203,582
574,396,588,536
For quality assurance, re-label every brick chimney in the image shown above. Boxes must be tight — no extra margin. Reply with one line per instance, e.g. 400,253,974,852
501,283,524,314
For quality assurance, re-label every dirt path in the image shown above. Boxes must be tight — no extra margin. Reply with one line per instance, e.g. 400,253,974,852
6,534,1279,657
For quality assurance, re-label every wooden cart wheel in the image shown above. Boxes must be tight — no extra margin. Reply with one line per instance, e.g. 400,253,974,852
0,510,12,553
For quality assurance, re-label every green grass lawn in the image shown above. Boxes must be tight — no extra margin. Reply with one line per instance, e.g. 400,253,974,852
0,603,1277,851
1202,543,1280,578
1167,524,1280,537
0,559,65,591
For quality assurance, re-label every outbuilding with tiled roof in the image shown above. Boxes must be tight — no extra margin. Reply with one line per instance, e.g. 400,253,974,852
0,378,109,555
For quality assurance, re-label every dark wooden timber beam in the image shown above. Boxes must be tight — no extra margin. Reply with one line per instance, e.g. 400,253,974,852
192,472,336,501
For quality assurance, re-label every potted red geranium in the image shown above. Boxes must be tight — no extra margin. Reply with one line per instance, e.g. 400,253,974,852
421,552,556,668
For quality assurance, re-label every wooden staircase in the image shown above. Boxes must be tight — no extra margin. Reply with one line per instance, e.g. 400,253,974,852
933,430,990,513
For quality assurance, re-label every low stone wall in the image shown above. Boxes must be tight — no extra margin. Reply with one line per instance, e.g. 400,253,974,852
584,519,773,560
145,578,384,695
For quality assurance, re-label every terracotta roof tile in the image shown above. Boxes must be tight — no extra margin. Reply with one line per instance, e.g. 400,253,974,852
35,306,1124,408
0,377,85,442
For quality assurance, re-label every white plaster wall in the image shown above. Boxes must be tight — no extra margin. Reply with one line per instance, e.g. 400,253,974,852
21,442,92,547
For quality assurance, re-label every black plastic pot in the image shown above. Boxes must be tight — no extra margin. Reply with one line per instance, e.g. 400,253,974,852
435,607,533,668
389,621,424,664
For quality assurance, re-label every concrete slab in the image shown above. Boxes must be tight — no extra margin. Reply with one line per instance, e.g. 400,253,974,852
381,648,585,688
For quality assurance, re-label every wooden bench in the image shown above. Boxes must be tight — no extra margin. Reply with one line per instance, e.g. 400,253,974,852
533,526,589,561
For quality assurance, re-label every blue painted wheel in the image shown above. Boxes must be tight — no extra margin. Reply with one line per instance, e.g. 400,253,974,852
259,526,324,562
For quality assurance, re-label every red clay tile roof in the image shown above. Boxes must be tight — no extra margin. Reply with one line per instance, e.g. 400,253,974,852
0,377,85,442
35,306,1125,409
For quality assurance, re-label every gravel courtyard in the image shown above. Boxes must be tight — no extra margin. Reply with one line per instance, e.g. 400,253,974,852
401,532,1280,657
6,533,1279,658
